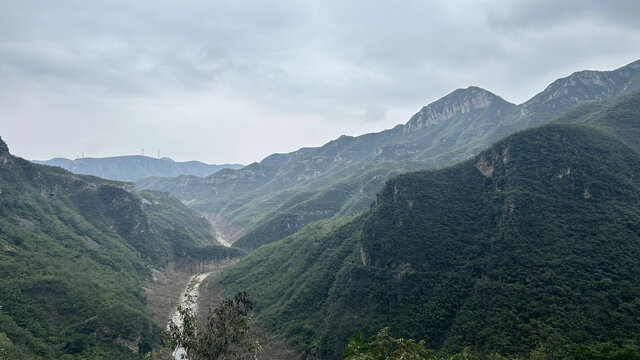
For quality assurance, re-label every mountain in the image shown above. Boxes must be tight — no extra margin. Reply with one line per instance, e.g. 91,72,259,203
138,59,640,250
217,123,640,358
33,155,243,182
553,88,640,152
0,137,242,359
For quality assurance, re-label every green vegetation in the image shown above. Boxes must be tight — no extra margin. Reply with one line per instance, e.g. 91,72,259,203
345,328,640,360
0,139,241,358
146,292,258,360
5,61,640,359
139,59,640,251
345,327,435,360
554,88,640,152
219,124,640,359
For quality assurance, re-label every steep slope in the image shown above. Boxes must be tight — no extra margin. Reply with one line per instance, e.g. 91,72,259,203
138,87,516,229
138,60,640,250
439,59,640,163
218,124,640,358
33,155,242,182
0,137,242,359
553,88,640,152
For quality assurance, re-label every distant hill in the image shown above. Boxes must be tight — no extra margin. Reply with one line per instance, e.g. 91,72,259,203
0,137,242,358
33,155,243,182
138,60,640,249
218,123,640,358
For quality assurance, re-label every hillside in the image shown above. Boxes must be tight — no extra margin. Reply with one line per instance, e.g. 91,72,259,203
138,60,640,250
33,156,243,182
0,137,243,359
218,124,640,358
553,88,640,152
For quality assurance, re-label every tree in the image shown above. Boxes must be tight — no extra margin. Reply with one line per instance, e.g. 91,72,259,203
146,291,259,360
345,327,437,360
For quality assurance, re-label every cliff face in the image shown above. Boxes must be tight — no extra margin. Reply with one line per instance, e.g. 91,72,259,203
404,86,514,132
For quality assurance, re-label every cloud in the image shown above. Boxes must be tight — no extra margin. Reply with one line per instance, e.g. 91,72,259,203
0,0,639,163
362,104,390,123
487,0,640,31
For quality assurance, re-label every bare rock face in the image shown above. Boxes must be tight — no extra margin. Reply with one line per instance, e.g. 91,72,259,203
404,86,509,132
476,156,494,177
114,337,139,353
522,59,640,116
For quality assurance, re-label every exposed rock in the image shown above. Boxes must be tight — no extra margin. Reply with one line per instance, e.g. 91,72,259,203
476,156,494,177
114,337,139,353
404,86,509,133
360,247,368,266
557,168,571,179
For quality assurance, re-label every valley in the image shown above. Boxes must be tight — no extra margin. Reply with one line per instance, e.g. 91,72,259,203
2,59,640,359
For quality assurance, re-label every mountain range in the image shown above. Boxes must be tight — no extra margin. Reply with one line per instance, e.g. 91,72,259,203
33,156,243,183
138,60,640,250
219,121,640,358
0,138,242,358
3,59,640,359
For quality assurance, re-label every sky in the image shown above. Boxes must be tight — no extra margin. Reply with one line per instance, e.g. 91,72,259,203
1,0,639,164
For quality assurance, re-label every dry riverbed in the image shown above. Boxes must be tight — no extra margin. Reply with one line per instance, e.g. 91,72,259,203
145,260,303,359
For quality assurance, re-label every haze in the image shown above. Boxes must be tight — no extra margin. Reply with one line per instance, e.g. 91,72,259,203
1,0,639,164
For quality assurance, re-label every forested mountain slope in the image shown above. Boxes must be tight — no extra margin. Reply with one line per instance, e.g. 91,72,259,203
33,156,242,182
553,88,640,152
138,60,640,250
0,137,242,359
218,124,640,358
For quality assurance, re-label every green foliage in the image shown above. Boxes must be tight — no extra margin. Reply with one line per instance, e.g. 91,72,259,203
139,190,245,263
218,217,361,356
345,327,435,360
139,61,640,251
553,88,640,153
344,329,640,360
219,124,640,359
0,143,239,358
147,292,258,360
566,343,640,360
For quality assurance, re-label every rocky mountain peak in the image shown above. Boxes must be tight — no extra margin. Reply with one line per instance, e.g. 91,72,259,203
540,70,613,95
404,86,511,132
523,60,640,111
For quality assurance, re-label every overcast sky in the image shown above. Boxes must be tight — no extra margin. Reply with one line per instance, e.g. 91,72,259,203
1,0,639,164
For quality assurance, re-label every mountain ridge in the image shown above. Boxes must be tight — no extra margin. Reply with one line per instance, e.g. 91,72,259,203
403,86,514,132
0,138,243,358
33,155,243,182
218,123,640,358
138,59,640,250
